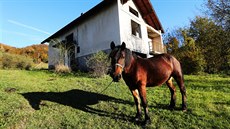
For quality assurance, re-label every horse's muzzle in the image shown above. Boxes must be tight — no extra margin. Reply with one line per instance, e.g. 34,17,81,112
113,74,122,82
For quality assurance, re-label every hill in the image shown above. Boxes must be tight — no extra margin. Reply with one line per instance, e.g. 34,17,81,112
0,43,48,63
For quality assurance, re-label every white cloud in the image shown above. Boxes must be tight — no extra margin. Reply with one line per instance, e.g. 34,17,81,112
2,30,45,42
8,19,51,35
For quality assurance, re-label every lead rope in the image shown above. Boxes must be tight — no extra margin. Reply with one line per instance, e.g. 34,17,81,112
99,80,114,94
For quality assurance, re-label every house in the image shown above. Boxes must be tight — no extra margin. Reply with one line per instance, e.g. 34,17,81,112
41,0,165,71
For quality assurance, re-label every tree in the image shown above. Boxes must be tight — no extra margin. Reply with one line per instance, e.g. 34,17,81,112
206,0,230,30
164,29,205,74
50,39,75,66
188,16,229,73
165,37,179,53
205,0,230,74
49,39,74,73
179,31,206,74
163,1,230,74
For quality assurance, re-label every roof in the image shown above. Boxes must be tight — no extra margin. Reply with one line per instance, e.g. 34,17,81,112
41,0,164,43
134,0,164,32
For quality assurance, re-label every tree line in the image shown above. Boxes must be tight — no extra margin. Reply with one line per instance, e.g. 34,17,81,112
0,43,48,63
164,0,230,74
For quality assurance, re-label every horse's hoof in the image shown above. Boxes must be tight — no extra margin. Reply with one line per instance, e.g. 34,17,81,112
182,108,187,112
168,105,175,110
182,105,187,112
142,118,151,126
133,117,142,124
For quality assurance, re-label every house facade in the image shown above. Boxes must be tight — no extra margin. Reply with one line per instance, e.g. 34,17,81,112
41,0,165,71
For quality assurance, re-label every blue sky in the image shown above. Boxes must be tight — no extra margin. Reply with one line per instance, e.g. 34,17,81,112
0,0,204,48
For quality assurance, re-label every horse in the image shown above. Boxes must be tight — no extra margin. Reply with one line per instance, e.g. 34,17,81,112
109,42,187,125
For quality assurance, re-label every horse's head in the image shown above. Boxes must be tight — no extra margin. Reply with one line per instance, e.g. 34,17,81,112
109,42,131,82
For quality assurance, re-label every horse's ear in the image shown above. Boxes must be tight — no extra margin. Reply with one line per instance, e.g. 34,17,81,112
110,41,115,50
121,42,126,50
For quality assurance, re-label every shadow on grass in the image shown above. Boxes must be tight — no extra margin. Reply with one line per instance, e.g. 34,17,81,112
21,89,134,122
149,104,183,111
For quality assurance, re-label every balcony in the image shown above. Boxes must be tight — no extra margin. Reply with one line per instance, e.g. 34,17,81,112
149,41,166,54
147,27,166,54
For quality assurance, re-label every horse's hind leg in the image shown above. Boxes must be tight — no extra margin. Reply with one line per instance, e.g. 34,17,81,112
166,77,176,109
173,74,187,111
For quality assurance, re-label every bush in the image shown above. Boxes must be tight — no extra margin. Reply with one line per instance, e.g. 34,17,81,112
0,52,33,70
86,51,110,77
55,64,71,74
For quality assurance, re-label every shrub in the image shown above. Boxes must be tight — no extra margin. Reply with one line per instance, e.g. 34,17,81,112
55,64,71,74
1,52,33,70
86,51,110,77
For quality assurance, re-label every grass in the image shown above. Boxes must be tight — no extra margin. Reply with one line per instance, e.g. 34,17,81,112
0,70,229,129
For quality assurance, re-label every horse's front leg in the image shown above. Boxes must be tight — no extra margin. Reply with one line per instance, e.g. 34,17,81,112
138,85,151,125
130,89,142,122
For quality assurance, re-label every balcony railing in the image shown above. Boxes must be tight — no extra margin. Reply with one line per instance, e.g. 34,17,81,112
149,41,166,54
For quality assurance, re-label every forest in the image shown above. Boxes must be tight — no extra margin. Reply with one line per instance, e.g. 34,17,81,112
164,0,229,74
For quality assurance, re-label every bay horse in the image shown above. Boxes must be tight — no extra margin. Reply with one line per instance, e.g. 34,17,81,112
109,42,187,125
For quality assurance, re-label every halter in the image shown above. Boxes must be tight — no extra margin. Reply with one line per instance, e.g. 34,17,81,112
113,48,125,71
115,63,124,69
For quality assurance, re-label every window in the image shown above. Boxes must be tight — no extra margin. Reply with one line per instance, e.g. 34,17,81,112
129,7,139,17
131,20,142,38
66,33,74,43
77,46,80,53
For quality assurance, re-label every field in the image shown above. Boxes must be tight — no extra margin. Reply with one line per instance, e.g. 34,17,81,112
0,70,229,129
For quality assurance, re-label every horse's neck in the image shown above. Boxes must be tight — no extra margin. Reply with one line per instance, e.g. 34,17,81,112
124,55,137,74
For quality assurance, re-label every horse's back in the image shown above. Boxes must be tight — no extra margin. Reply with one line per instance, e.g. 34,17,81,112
149,53,173,61
140,54,182,86
150,53,183,77
134,54,172,86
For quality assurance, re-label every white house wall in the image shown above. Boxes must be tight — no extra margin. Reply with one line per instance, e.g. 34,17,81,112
76,3,120,57
48,41,61,68
58,3,120,57
48,2,120,68
118,0,156,57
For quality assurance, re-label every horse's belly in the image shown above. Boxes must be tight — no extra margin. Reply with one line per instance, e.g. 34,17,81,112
147,81,164,87
147,75,170,87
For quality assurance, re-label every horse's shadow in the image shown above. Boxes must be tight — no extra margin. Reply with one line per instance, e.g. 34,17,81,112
21,89,133,121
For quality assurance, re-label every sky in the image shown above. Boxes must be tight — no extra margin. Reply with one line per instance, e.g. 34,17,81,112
0,0,205,48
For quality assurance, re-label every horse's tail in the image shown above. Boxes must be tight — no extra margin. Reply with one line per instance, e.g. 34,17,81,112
170,55,184,80
170,55,187,111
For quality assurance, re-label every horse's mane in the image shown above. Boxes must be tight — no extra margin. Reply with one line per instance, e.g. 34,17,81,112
109,45,137,68
124,48,135,68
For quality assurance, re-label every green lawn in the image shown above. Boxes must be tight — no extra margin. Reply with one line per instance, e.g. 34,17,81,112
0,70,229,128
